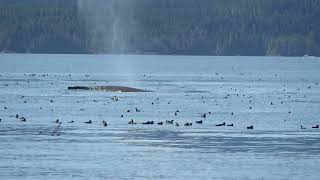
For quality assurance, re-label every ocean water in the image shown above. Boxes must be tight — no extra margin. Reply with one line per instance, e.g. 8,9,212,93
0,54,319,179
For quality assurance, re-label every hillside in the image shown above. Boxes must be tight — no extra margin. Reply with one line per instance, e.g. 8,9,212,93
0,0,319,56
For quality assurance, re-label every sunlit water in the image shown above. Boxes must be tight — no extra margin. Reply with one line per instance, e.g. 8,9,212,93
0,54,320,179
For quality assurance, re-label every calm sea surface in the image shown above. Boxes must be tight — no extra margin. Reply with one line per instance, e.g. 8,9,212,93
0,54,320,179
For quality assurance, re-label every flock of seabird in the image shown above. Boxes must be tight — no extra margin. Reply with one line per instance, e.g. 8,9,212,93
0,73,319,136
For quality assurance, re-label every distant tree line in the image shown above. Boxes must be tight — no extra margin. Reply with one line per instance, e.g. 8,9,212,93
0,0,319,56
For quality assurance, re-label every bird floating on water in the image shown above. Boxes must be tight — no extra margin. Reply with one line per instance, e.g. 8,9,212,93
196,120,203,124
112,96,119,101
102,120,108,127
247,125,254,129
128,119,136,125
166,120,174,124
216,122,226,127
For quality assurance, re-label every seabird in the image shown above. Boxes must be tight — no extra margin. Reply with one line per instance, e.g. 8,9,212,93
312,125,319,129
85,120,92,124
112,96,119,101
247,125,254,129
68,121,74,123
301,125,306,129
102,121,108,127
158,122,163,125
216,122,226,127
142,121,154,125
227,124,234,127
184,123,192,126
195,120,203,124
20,117,26,122
128,119,136,125
166,120,174,124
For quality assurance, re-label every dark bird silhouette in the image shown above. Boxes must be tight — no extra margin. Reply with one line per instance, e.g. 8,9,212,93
68,121,74,123
201,114,207,118
112,96,119,101
20,117,26,122
135,108,140,112
121,115,124,118
102,121,108,127
166,120,174,124
142,121,154,125
16,114,19,118
127,110,130,113
227,124,234,127
216,122,226,127
196,120,203,124
4,107,8,109
301,125,306,129
312,125,319,129
247,125,254,129
85,120,92,124
175,112,178,116
184,123,192,126
158,122,163,125
176,123,180,126
128,119,136,125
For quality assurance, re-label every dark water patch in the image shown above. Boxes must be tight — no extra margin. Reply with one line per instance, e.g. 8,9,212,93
289,100,320,104
185,91,209,93
0,78,43,82
119,129,320,155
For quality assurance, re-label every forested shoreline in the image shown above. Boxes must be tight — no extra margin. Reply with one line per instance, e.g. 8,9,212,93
0,0,319,56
